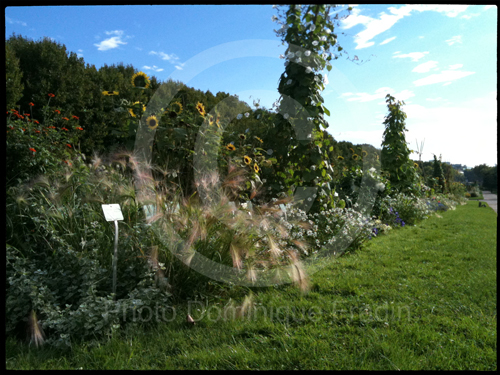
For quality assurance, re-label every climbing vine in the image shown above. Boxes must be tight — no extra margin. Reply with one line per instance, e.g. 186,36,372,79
261,4,353,211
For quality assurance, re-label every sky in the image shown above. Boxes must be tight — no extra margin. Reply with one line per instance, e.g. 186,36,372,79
5,4,498,168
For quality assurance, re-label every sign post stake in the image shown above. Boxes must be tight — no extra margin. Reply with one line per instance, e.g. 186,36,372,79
102,204,124,301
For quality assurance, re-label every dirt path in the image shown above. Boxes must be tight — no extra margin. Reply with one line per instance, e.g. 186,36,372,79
479,191,497,214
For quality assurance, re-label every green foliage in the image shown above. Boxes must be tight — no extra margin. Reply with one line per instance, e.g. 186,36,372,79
432,154,446,193
381,94,420,195
5,158,172,348
264,5,353,209
6,43,24,109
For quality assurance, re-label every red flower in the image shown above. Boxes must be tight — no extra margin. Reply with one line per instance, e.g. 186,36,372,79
35,130,41,133
22,128,26,132
34,120,40,124
29,102,35,107
29,148,36,153
48,93,55,98
66,144,72,148
54,109,61,114
48,126,56,129
9,125,14,129
76,126,83,131
61,127,69,131
72,115,79,120
6,111,9,115
24,113,30,116
62,117,69,121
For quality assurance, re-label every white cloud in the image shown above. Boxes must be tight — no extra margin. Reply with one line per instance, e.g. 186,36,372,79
442,82,452,86
143,65,164,72
105,30,124,36
448,64,463,70
426,97,442,102
380,36,396,45
393,51,429,62
340,5,468,49
402,91,497,166
445,35,462,46
342,87,414,103
461,13,480,19
6,16,27,26
413,69,475,86
412,60,439,73
94,30,127,51
418,36,424,39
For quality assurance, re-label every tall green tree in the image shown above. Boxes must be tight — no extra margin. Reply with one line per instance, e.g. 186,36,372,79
381,94,420,195
432,154,446,193
5,44,24,110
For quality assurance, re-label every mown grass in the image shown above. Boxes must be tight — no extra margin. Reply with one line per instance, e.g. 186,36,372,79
6,201,497,370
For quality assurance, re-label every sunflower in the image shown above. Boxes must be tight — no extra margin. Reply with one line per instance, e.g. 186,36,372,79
254,163,259,173
353,154,359,160
146,115,159,130
244,156,252,165
131,72,150,89
337,155,344,160
349,147,354,153
129,102,146,118
208,115,214,126
216,115,221,128
102,91,119,96
195,102,206,116
226,143,236,151
362,150,368,157
239,134,246,140
414,162,419,168
169,101,183,115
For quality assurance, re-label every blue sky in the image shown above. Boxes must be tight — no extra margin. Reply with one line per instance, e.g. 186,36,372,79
5,4,497,167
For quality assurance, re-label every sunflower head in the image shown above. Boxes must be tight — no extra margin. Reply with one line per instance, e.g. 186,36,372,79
208,115,215,126
146,115,159,130
253,163,259,173
196,102,206,116
414,162,419,168
338,156,344,160
362,150,368,157
353,154,359,160
226,143,236,151
169,101,183,115
239,134,246,140
244,156,252,165
129,102,146,118
131,72,150,89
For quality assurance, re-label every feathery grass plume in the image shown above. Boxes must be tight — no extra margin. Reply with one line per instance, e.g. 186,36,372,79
288,250,309,293
28,310,45,347
236,293,254,319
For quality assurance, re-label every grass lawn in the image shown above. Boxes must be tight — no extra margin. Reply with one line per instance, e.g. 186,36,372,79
6,201,497,370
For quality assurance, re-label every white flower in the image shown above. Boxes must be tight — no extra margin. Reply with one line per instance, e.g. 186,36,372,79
295,57,302,63
279,54,285,59
237,114,243,120
272,15,278,21
334,192,339,197
287,52,295,59
305,67,312,73
375,182,385,192
311,165,316,170
325,28,331,34
369,167,376,173
320,36,327,41
309,24,316,32
245,112,250,118
283,113,290,119
312,40,319,46
304,50,311,57
307,133,312,139
323,75,329,85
